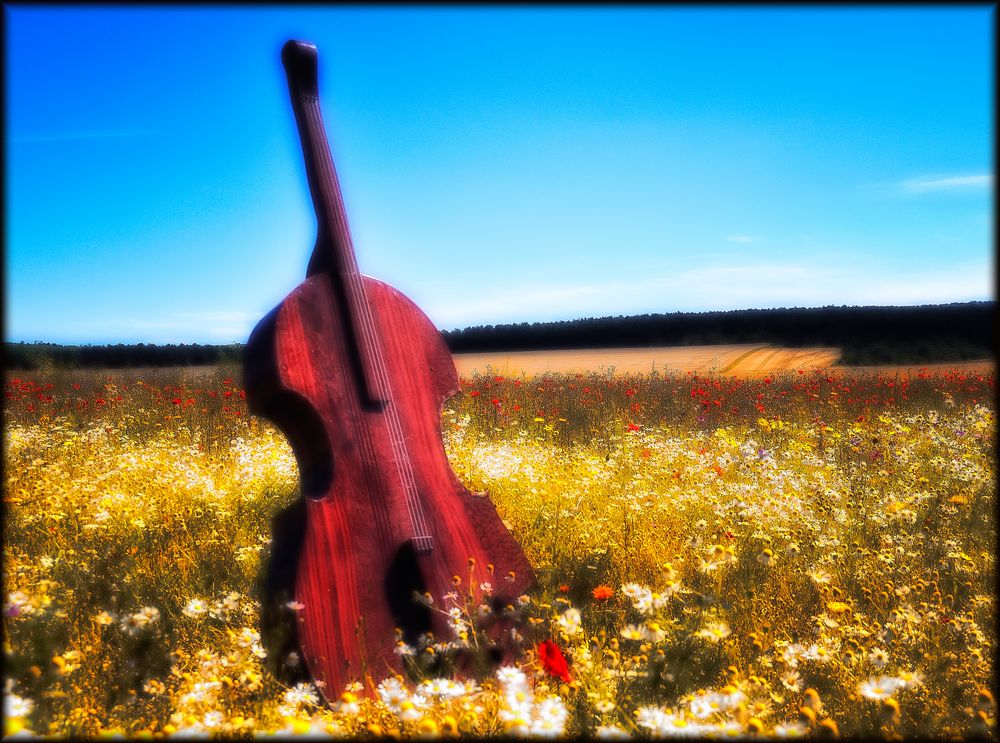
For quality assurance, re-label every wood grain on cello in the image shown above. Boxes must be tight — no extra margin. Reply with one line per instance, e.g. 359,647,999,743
243,40,535,700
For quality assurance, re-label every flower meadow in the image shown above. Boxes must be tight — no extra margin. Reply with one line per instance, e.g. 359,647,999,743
3,364,995,738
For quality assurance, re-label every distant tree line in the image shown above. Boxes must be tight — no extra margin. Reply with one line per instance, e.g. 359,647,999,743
3,343,244,370
441,301,995,364
3,302,994,369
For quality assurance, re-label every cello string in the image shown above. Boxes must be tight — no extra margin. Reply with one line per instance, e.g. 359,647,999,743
354,285,433,541
306,101,433,542
346,269,432,539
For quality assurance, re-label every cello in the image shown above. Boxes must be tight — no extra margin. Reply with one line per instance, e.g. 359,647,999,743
244,40,536,698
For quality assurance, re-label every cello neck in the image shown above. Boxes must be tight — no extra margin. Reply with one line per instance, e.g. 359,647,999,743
281,40,434,550
282,40,389,404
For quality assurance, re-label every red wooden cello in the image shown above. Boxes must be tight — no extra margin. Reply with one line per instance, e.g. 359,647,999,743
244,40,535,699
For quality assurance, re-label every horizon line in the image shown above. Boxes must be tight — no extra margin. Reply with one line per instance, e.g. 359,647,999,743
5,299,994,347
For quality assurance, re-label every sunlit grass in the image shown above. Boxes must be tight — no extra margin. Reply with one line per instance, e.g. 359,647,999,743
3,365,995,738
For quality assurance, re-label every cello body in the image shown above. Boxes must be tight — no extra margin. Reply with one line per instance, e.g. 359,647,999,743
244,41,535,698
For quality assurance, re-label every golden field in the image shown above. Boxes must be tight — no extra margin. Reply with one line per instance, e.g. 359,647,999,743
2,363,995,738
451,345,995,378
451,345,842,378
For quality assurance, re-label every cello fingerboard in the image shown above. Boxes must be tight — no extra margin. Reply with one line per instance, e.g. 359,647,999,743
283,41,390,407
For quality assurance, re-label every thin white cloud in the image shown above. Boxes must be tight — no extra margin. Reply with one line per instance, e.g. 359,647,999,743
172,311,258,323
860,172,993,197
900,174,993,193
426,257,993,329
672,263,817,286
125,320,187,330
725,235,762,243
423,283,626,328
424,261,820,327
845,264,994,305
125,311,258,335
56,267,991,341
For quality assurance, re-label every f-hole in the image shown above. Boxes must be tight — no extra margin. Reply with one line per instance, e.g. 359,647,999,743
384,542,434,649
254,389,332,680
255,389,334,500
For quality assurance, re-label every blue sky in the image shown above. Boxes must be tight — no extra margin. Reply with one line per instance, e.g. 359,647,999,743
5,6,994,344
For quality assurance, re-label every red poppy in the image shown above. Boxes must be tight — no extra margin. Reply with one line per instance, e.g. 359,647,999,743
592,585,613,601
537,640,572,682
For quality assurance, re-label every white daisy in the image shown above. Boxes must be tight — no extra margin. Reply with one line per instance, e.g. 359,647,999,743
858,676,904,700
